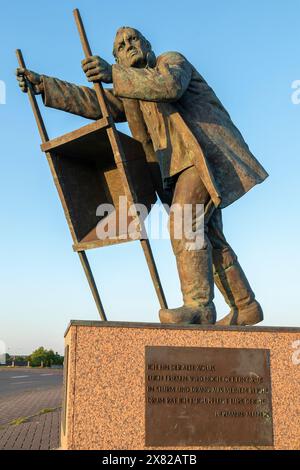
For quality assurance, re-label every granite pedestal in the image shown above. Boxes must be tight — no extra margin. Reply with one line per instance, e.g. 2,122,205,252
61,321,300,450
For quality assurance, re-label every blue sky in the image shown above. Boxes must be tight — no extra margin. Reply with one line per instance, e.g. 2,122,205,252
1,0,300,354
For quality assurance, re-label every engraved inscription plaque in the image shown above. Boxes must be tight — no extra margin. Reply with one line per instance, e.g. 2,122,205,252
145,347,273,447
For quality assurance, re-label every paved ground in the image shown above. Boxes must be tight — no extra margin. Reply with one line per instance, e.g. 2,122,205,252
0,409,61,450
0,367,62,398
0,368,63,450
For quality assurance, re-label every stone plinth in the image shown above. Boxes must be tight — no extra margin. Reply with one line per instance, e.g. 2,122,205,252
61,321,300,450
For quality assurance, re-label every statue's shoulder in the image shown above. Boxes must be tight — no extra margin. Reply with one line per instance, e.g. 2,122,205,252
157,51,188,65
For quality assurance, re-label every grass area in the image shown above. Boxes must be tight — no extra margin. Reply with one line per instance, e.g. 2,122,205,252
9,416,29,426
38,407,58,415
7,406,61,427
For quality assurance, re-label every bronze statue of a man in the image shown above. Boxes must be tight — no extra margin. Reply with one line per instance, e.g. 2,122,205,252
16,27,268,326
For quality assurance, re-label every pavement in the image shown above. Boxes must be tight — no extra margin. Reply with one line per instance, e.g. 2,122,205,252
0,367,63,450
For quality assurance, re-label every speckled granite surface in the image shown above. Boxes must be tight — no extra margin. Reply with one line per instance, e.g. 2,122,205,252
61,321,300,450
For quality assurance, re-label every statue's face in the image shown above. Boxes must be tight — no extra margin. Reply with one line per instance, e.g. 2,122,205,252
114,28,149,68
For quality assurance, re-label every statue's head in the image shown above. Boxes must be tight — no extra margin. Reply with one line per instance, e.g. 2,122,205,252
113,27,156,68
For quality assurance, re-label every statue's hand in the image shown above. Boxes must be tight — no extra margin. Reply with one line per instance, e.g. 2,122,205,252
81,55,112,84
16,68,43,94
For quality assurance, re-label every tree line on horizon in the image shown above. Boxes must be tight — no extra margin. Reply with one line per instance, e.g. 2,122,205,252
3,347,64,367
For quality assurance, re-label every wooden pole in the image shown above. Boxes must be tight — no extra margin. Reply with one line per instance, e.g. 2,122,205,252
16,48,107,321
140,239,167,308
73,8,168,309
73,9,109,119
78,252,107,321
16,49,49,143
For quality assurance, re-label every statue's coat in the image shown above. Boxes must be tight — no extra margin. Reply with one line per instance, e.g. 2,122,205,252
42,51,268,208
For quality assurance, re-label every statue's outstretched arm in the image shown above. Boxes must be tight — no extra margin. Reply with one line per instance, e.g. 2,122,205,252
16,67,126,122
41,75,126,122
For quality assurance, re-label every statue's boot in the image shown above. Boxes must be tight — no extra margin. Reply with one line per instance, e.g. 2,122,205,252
159,247,216,325
213,248,263,326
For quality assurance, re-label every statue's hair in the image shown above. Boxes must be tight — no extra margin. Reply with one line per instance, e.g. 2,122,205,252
112,26,152,59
